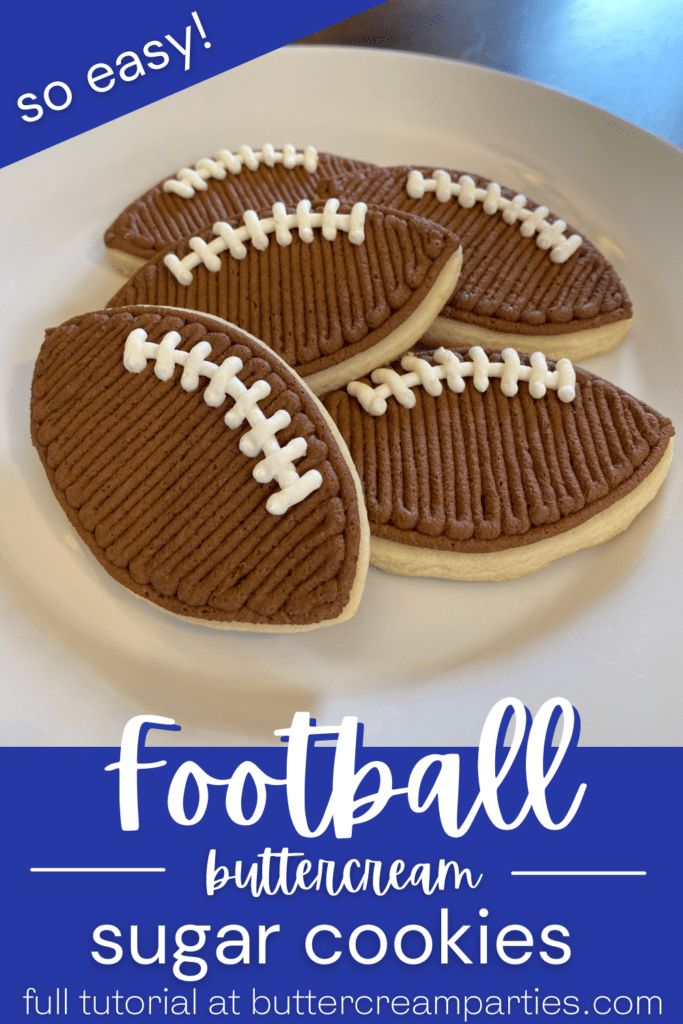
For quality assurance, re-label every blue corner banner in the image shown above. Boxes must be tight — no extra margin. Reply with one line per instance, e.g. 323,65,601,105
1,0,380,168
1,704,681,1022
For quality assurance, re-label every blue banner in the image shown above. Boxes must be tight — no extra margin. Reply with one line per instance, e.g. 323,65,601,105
1,708,679,1022
1,0,379,168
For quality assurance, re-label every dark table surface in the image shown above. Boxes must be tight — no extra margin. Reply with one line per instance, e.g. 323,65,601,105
302,0,683,148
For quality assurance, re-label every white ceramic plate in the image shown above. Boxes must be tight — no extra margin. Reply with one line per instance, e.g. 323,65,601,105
1,46,681,746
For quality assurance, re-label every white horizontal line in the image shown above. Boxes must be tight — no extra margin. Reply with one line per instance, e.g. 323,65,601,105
511,870,646,877
30,867,166,874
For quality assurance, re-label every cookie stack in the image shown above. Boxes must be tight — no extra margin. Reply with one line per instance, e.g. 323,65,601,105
31,144,674,631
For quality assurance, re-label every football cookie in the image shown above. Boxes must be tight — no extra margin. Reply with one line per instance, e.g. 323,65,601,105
317,165,632,360
104,144,374,276
107,199,464,395
31,307,370,631
323,345,673,581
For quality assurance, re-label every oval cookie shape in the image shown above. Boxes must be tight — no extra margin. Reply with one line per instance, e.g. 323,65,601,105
31,307,369,630
104,145,374,274
323,345,673,581
107,201,464,395
317,165,632,360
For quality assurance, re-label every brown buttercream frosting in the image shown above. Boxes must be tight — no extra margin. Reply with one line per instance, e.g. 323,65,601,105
105,152,373,262
107,206,462,378
31,308,364,626
323,348,673,554
318,166,631,336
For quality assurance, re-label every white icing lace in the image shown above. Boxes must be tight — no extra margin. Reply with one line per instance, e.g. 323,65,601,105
347,346,576,415
164,198,368,285
123,328,323,515
162,144,319,199
406,170,583,264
